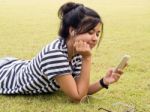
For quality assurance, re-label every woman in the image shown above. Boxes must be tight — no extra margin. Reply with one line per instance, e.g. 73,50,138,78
0,2,125,102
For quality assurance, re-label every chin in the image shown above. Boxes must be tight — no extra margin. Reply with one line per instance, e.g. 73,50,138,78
91,44,96,49
90,46,94,49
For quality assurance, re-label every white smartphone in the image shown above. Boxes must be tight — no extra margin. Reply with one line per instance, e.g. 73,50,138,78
114,55,130,71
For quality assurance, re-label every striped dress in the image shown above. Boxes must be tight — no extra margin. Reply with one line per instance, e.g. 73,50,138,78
0,37,82,94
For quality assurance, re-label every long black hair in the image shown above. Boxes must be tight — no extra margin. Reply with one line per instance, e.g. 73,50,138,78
58,2,103,46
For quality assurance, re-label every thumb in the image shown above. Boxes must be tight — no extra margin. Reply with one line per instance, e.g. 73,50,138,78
107,68,113,76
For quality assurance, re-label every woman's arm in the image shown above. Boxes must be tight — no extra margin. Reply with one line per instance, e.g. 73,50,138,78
55,57,91,102
87,68,124,95
87,80,103,95
55,40,92,102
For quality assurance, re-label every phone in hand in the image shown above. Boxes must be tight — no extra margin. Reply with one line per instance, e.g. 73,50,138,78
114,55,130,72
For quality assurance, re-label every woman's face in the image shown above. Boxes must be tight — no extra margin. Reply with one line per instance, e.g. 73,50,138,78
75,23,101,49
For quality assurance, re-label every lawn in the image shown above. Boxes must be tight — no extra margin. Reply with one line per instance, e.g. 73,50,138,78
0,0,150,112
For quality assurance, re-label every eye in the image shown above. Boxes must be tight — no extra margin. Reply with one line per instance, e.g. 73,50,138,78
96,32,100,37
88,30,94,35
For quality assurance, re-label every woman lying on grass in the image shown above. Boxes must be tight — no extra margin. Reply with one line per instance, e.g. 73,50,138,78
0,2,126,102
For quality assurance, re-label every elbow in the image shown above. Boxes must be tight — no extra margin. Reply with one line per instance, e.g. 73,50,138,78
70,94,87,103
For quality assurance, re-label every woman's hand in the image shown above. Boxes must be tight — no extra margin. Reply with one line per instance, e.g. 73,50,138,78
74,40,91,58
103,68,124,85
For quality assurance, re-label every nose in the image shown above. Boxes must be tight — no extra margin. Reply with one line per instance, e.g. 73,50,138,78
92,33,98,42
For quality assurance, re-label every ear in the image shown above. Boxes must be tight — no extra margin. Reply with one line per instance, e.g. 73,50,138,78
69,27,76,37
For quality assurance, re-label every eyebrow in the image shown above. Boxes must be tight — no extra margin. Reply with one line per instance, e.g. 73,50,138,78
92,29,101,33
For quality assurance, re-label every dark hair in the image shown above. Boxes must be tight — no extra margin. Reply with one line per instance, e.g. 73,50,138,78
58,2,103,46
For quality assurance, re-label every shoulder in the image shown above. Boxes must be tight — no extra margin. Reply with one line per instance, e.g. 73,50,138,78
40,37,67,56
45,37,66,51
41,49,68,63
40,37,67,63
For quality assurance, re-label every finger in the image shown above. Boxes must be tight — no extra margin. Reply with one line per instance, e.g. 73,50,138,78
80,41,88,50
116,69,124,75
86,43,90,50
74,41,80,51
74,41,77,47
77,40,81,47
84,42,90,50
83,41,86,48
110,68,115,73
113,73,121,81
119,69,123,74
76,40,85,51
76,40,82,49
115,73,121,78
107,68,113,76
116,75,120,81
79,40,84,48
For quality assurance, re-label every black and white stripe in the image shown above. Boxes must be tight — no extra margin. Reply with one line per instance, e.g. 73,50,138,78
0,37,82,94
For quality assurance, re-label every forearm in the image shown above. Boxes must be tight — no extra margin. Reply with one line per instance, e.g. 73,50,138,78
88,80,104,95
76,57,91,97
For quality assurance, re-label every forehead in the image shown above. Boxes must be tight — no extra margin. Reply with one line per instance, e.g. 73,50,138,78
93,23,101,31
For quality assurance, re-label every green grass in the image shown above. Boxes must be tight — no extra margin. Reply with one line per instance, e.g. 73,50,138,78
0,0,150,111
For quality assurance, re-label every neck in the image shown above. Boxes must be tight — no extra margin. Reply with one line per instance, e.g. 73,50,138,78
66,39,75,61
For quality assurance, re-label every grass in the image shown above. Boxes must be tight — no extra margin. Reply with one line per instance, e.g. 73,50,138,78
0,0,150,111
